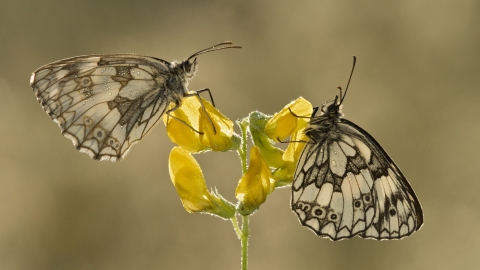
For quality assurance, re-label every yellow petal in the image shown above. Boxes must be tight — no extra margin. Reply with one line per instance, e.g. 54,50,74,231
164,100,210,153
169,147,213,212
164,96,239,153
264,97,312,142
198,99,239,151
272,121,310,186
283,125,309,163
235,146,275,215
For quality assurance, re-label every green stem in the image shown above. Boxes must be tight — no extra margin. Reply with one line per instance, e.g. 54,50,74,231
235,117,250,270
238,118,249,174
231,215,242,239
241,215,249,270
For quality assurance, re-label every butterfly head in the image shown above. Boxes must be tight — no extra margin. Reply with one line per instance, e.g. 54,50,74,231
320,94,344,118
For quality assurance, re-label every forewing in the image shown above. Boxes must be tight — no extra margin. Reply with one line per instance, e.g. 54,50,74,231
292,134,377,241
338,119,423,240
30,54,172,161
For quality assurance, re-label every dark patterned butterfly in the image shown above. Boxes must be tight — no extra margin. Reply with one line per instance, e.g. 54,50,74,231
291,57,423,240
30,42,241,161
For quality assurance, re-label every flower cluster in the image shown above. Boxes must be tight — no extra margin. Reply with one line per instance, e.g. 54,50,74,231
164,96,312,218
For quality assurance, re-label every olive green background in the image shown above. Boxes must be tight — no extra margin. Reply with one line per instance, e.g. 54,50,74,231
1,1,479,269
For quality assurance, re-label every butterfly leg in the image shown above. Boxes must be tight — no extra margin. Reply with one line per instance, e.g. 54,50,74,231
165,101,205,135
184,89,217,135
288,106,319,118
277,107,319,143
192,88,216,107
277,137,312,144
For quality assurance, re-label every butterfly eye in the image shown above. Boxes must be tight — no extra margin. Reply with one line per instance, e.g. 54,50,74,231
184,58,197,74
329,212,338,221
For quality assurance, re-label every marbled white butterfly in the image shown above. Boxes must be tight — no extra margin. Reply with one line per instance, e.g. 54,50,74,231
291,57,423,240
30,42,241,161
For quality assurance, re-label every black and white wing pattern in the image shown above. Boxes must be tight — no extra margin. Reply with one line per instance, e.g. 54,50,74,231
292,115,423,240
30,42,240,161
291,64,423,240
31,54,174,161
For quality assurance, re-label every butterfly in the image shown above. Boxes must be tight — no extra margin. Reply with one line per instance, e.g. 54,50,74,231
30,41,241,161
291,56,423,240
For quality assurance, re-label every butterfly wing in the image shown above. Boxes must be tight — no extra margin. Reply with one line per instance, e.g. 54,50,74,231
292,119,423,240
30,54,174,161
292,134,378,240
340,119,423,240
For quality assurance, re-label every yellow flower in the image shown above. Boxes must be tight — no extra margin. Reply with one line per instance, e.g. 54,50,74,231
169,147,235,218
163,96,240,153
264,97,312,142
271,128,310,186
253,97,313,186
235,146,275,215
198,99,239,151
248,111,285,168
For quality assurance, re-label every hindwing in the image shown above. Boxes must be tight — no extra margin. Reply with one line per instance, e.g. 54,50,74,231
292,119,423,240
30,54,174,161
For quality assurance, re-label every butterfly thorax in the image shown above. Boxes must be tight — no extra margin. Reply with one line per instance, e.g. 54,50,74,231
304,100,344,142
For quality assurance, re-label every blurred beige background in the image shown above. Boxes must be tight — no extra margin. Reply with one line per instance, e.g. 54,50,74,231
1,1,479,269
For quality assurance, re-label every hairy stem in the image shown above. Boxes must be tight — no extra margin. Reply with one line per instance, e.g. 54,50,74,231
235,118,250,270
241,215,249,270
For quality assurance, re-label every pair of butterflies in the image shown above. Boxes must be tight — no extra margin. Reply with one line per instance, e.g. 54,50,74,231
30,43,423,241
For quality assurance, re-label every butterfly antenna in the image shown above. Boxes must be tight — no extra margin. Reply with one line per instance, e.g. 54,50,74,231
336,86,343,105
187,41,242,61
339,55,357,105
333,95,339,106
